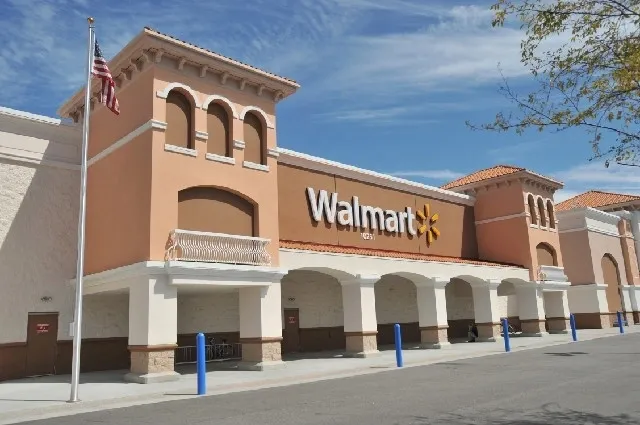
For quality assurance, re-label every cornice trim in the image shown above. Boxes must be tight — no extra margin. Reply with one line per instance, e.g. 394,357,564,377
277,148,475,206
557,206,621,226
475,212,527,225
88,119,167,167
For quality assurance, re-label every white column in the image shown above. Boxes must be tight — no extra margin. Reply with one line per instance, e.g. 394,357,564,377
238,282,283,370
516,283,547,337
125,275,179,384
471,279,501,342
543,290,570,333
415,278,449,348
341,274,380,357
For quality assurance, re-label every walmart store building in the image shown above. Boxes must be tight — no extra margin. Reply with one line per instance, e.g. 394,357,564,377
1,27,639,383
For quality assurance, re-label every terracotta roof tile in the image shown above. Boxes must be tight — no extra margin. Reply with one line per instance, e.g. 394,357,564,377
441,165,524,190
556,190,640,211
144,27,299,85
279,240,525,268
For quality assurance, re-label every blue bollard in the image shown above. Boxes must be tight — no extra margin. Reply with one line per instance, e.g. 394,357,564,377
501,318,511,352
617,311,625,334
570,313,578,341
196,332,206,395
394,323,403,367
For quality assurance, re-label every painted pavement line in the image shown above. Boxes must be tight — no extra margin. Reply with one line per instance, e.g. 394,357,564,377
0,329,636,425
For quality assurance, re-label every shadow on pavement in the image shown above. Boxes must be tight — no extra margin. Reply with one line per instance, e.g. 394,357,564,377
543,352,588,357
413,403,639,424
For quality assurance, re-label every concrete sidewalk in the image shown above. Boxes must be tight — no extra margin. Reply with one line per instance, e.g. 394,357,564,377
0,326,636,424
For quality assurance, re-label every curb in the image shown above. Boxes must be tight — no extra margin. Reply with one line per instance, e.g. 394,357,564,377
0,329,636,424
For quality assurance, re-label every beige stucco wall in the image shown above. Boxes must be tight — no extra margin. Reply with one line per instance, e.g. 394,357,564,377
281,271,344,328
588,231,628,286
0,110,132,343
0,159,128,342
177,291,239,334
375,276,419,324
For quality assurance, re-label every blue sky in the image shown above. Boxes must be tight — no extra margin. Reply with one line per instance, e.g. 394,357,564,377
1,0,638,202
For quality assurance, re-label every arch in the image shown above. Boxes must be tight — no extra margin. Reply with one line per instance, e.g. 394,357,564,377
243,111,266,165
287,266,356,282
497,280,517,296
281,268,345,353
239,105,274,129
166,90,194,150
601,253,623,313
201,94,239,118
375,274,420,345
536,196,547,227
445,277,476,340
156,82,201,108
546,199,556,229
527,193,538,225
177,186,255,236
536,242,557,266
206,102,232,157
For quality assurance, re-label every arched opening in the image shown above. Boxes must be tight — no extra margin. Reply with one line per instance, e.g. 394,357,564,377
537,197,547,227
601,254,623,314
280,269,345,354
178,186,254,236
527,194,538,225
166,90,193,149
546,200,556,229
497,281,520,331
374,275,420,346
445,278,475,341
536,242,557,266
243,112,266,165
206,102,232,157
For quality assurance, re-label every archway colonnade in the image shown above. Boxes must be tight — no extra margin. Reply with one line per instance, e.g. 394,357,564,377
280,268,570,357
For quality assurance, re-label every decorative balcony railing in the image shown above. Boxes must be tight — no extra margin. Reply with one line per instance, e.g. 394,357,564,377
537,265,568,282
165,229,271,266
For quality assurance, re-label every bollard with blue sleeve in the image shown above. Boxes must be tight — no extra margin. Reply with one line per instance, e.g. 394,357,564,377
196,332,206,395
617,311,625,334
501,318,511,352
394,323,404,367
569,313,578,341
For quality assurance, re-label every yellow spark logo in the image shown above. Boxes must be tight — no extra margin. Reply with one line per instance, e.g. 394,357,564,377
416,203,440,246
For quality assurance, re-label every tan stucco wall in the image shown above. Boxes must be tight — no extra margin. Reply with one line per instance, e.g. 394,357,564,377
278,163,478,258
559,229,595,284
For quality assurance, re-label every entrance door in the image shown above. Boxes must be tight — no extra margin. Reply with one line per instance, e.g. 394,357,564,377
283,309,300,354
25,313,59,377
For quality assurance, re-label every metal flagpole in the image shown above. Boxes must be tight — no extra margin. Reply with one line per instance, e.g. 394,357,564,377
69,16,95,403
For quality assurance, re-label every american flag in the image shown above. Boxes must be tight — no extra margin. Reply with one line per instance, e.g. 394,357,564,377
92,40,120,115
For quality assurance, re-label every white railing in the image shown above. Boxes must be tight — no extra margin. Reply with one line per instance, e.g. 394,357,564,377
537,265,568,282
165,229,271,266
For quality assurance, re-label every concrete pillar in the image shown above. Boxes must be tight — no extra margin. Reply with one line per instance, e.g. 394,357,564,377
238,283,284,370
341,274,380,357
415,278,449,348
544,290,570,333
567,284,611,328
125,276,180,384
516,283,547,337
471,279,501,342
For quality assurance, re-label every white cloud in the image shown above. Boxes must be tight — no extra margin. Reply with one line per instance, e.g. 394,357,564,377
388,169,464,180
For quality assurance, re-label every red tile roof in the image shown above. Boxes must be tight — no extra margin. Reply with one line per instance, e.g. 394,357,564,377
279,240,524,268
441,165,561,190
556,190,640,211
441,165,525,189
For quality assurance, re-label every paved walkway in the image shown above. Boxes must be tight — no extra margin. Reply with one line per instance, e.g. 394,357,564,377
0,326,636,424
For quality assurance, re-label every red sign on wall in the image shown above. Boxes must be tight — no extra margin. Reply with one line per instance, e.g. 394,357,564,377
36,324,50,333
